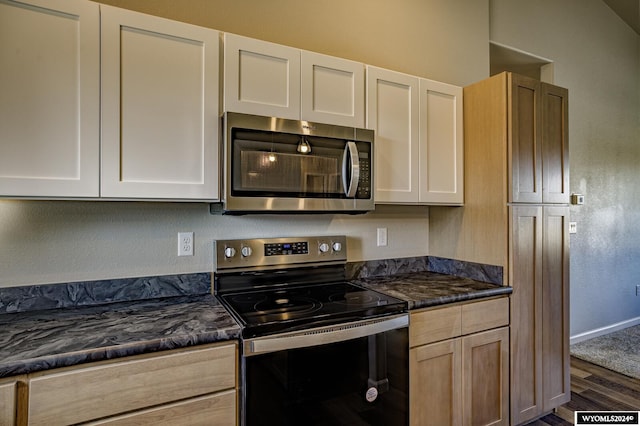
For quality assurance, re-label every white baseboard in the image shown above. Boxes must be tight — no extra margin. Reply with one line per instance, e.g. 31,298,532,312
570,316,640,345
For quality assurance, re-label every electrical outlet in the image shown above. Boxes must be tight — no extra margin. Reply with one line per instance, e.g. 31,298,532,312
377,228,388,247
569,222,577,234
178,232,194,256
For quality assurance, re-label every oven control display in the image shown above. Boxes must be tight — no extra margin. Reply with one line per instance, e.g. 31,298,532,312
264,241,308,256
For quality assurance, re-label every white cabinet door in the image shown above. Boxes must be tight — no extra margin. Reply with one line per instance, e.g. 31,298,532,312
301,51,364,127
366,66,420,203
101,5,220,200
419,78,463,204
223,33,300,120
0,0,100,197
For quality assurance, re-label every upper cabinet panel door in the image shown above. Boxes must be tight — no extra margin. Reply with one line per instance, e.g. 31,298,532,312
509,74,542,204
541,83,569,204
300,51,364,127
100,5,220,200
224,33,300,120
366,66,420,204
419,79,463,205
0,0,99,197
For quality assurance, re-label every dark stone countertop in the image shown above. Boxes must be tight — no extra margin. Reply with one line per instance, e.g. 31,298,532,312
0,267,509,379
354,271,512,310
0,294,241,378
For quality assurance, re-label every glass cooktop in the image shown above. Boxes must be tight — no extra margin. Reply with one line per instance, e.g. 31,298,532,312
219,282,407,338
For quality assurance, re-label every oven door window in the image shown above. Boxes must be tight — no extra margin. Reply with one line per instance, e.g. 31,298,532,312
231,129,370,199
243,328,408,426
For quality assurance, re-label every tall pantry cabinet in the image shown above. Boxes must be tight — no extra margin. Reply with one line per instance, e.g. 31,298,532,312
429,71,570,425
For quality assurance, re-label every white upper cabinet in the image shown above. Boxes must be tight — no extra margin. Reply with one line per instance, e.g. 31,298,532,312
366,66,420,204
101,5,220,200
300,51,365,127
224,33,365,127
418,79,463,204
366,66,463,205
223,33,300,120
0,0,100,197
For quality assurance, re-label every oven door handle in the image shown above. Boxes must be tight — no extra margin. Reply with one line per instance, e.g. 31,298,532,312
242,314,408,356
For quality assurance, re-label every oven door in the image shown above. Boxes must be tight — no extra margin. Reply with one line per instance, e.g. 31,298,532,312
241,315,409,426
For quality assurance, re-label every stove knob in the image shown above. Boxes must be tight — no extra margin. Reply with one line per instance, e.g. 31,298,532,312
319,242,330,253
224,247,236,258
241,246,253,257
332,242,342,252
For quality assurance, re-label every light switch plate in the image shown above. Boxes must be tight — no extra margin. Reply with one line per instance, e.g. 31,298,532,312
376,228,388,247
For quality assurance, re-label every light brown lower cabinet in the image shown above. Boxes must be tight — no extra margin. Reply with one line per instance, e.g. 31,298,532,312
410,297,510,426
15,341,237,426
1,378,19,425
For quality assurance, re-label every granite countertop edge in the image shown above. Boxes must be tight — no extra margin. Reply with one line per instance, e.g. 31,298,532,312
0,271,511,378
354,271,512,311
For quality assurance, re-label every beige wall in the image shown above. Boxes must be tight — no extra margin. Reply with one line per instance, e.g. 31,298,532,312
95,0,489,87
0,0,489,288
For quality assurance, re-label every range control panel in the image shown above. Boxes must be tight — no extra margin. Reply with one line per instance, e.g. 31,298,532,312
264,241,309,256
214,236,347,270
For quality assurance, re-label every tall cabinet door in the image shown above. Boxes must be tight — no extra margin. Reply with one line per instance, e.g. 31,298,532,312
0,0,99,197
223,33,300,120
366,66,420,203
301,51,364,127
509,205,543,425
418,79,463,205
541,84,569,204
509,74,542,204
101,6,220,200
542,206,571,410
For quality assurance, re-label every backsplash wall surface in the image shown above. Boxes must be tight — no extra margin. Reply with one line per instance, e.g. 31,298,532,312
0,201,429,288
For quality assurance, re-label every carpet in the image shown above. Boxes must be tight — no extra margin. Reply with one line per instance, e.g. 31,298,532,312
570,325,640,379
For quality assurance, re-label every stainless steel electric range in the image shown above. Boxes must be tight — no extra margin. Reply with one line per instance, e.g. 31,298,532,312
214,236,409,426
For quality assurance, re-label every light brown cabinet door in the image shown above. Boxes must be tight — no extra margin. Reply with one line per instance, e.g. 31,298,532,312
0,380,17,426
509,74,569,205
509,205,543,425
541,84,569,203
509,74,542,204
84,391,236,426
542,206,571,410
410,339,462,426
462,327,509,426
510,205,570,423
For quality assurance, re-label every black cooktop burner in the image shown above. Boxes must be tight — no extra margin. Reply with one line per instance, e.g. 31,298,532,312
219,281,407,338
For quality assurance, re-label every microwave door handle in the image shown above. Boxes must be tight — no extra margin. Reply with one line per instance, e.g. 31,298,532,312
342,141,360,198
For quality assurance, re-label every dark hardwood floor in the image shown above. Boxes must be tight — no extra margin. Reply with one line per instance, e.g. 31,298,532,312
525,356,640,425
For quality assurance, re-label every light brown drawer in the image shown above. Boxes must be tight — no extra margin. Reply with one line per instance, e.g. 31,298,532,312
461,297,509,335
85,390,236,426
0,380,17,426
410,304,461,347
28,343,237,426
410,296,510,347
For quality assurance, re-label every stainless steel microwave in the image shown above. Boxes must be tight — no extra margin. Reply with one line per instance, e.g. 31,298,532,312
220,112,374,214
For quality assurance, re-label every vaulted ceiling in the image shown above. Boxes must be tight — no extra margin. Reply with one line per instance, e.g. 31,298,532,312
604,0,640,35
